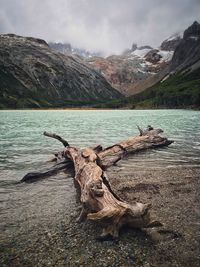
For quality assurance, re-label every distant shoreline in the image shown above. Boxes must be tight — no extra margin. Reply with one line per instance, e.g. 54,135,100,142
0,107,199,111
0,107,113,111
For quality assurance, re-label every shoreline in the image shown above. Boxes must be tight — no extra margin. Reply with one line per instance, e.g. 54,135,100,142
0,107,199,111
1,165,200,267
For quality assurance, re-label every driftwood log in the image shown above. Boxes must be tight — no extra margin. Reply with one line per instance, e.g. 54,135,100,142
21,126,173,239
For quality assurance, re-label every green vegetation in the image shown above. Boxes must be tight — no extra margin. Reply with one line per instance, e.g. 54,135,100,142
94,67,200,109
131,67,200,108
0,95,116,109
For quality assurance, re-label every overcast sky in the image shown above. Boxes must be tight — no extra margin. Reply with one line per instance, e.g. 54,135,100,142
0,0,199,55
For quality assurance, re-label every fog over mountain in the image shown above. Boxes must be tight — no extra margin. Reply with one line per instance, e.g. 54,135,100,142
0,0,200,55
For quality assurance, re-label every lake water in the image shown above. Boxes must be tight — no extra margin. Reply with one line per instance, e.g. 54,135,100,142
0,109,200,263
0,110,199,180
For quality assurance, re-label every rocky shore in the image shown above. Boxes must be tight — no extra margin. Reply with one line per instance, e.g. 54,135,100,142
1,166,200,267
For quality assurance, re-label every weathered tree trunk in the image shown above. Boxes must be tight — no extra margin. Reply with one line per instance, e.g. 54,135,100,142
63,128,172,239
21,126,173,238
65,146,161,239
98,130,172,168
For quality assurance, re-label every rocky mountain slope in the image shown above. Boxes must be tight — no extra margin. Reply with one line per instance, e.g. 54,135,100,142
48,34,182,97
129,67,200,108
1,21,198,109
171,21,200,72
45,22,199,101
98,22,200,109
160,33,182,51
0,34,122,108
85,38,180,96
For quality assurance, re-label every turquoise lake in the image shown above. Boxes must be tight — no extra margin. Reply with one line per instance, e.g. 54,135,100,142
0,109,200,259
0,109,199,183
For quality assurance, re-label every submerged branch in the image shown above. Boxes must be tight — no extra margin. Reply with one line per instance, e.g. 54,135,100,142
21,159,73,183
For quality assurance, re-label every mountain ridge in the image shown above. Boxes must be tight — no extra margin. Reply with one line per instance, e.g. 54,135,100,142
0,21,199,109
0,34,122,108
95,22,200,109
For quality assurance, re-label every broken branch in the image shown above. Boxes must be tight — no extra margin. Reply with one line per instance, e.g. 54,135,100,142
43,131,70,147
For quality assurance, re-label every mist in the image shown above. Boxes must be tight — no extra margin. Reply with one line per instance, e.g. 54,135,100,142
0,0,200,55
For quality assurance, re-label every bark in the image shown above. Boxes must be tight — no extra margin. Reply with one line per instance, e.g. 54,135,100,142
63,128,172,238
65,146,162,239
99,129,172,168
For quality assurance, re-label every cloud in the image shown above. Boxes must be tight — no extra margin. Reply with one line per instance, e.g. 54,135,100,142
0,0,200,55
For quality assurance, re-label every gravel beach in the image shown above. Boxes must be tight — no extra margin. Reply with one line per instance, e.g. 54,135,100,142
1,165,199,267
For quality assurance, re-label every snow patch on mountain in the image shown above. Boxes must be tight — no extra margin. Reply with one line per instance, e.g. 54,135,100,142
165,31,183,42
157,50,174,61
189,36,199,41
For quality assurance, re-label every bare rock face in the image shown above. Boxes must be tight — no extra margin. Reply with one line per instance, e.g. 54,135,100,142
144,49,162,64
86,47,172,96
86,20,200,97
0,34,122,108
171,21,200,72
86,55,150,95
183,21,200,39
160,34,182,51
131,43,137,52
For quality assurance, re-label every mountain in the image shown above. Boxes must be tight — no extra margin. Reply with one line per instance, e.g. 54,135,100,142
171,21,200,71
85,41,178,96
1,21,198,109
49,42,102,58
47,32,183,98
98,22,200,109
127,67,200,108
0,34,122,108
132,21,200,108
47,36,182,97
160,32,182,51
